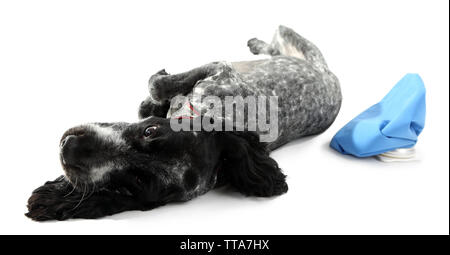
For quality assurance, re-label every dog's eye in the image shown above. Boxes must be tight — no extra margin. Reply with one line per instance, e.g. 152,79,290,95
143,126,158,138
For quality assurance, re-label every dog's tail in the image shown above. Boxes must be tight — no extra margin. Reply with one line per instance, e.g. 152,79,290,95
247,25,329,72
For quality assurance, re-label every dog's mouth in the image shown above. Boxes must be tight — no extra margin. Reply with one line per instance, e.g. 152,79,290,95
58,123,129,185
60,165,82,184
59,126,91,183
59,153,89,184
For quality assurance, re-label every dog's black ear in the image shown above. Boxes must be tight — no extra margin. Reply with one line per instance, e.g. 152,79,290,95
218,131,288,197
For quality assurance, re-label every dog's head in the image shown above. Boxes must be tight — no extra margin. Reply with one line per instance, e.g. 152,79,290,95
59,116,287,205
59,117,220,202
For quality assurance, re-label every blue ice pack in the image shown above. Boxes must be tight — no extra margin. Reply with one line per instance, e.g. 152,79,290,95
330,74,426,157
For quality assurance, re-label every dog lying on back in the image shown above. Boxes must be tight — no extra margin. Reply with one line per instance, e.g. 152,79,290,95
26,26,341,221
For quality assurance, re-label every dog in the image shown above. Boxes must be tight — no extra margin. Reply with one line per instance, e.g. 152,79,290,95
26,26,341,221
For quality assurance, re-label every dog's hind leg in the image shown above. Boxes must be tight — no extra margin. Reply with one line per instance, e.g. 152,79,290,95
247,38,280,56
248,25,329,72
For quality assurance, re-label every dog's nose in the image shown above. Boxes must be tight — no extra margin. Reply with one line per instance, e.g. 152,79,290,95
60,135,76,149
60,126,86,149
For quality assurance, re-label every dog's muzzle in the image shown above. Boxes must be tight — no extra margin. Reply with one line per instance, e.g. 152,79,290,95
59,126,88,167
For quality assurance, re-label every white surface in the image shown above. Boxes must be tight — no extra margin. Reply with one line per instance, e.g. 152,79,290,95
0,0,448,234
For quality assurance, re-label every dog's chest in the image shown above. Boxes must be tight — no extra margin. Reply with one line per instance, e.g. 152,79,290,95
167,63,247,119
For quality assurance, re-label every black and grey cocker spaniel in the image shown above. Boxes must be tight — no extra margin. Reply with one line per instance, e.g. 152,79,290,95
26,26,341,221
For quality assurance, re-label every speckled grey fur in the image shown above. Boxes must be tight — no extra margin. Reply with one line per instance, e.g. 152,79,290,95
148,25,342,150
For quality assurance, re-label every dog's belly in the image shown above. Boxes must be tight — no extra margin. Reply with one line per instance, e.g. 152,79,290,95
231,59,270,74
234,56,341,148
168,56,341,149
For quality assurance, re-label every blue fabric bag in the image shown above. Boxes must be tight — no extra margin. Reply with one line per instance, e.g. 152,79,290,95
330,73,426,157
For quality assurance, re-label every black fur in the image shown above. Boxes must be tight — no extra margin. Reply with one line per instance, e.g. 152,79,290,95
26,117,287,221
219,131,287,197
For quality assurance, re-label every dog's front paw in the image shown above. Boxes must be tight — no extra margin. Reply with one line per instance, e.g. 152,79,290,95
26,192,68,221
25,176,81,221
138,96,170,119
26,176,140,221
148,69,171,103
247,38,264,55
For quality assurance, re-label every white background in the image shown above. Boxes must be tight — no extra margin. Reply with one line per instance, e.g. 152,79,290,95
0,0,448,234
